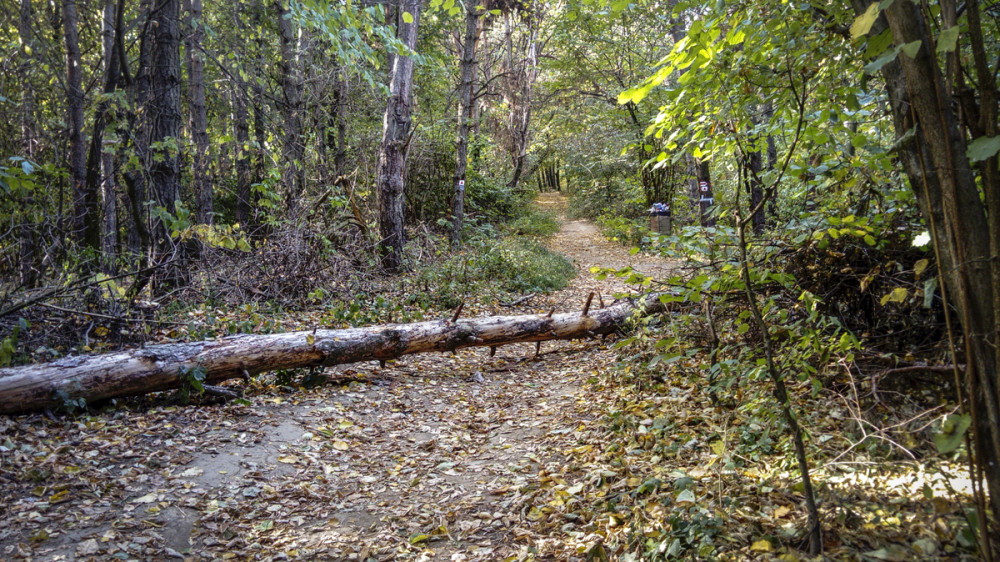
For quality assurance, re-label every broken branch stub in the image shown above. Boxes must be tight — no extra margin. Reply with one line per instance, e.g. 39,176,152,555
0,295,666,415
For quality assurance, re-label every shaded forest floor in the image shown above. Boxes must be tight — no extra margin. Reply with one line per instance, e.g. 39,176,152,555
0,194,977,561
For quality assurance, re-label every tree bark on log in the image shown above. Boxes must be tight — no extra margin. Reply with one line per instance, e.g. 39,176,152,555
0,295,667,415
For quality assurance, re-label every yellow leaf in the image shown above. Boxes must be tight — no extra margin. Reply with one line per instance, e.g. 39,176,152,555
881,287,908,305
306,334,315,345
278,455,299,464
913,258,929,277
409,532,428,544
133,492,158,503
711,440,725,456
333,441,350,451
49,489,70,503
774,505,791,518
751,539,774,552
850,3,879,40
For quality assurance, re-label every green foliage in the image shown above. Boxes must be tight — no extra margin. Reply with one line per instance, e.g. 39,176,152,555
53,388,86,415
410,229,576,309
323,294,425,328
152,201,253,251
505,209,560,237
0,318,30,367
177,365,208,402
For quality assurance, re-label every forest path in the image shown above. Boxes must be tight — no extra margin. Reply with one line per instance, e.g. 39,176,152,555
0,195,676,561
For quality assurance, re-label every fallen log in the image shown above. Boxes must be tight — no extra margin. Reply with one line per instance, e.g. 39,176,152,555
0,294,666,415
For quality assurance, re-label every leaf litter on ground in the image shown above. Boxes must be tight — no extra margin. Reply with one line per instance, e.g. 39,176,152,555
0,193,977,560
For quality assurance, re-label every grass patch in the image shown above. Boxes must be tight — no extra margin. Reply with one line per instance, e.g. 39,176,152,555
408,234,576,309
505,208,561,237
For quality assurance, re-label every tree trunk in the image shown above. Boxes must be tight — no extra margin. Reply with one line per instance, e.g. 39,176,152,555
331,71,348,178
855,0,1000,539
19,0,37,159
0,295,668,415
85,0,123,268
746,138,765,235
126,0,153,262
696,160,715,227
184,0,211,224
63,0,99,251
100,0,120,263
233,85,253,226
275,0,305,215
377,0,422,272
451,4,480,245
505,17,539,191
135,0,184,290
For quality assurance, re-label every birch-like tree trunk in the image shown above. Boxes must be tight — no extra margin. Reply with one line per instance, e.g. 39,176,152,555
377,0,422,271
450,4,480,245
274,0,305,215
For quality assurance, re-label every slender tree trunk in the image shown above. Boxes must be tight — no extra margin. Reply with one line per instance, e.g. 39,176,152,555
63,0,99,251
17,0,39,287
126,0,153,263
19,0,36,159
331,71,348,178
233,86,252,226
746,132,765,235
451,4,480,244
274,0,305,215
376,0,422,272
85,0,123,268
506,18,539,191
184,0,211,224
695,160,714,227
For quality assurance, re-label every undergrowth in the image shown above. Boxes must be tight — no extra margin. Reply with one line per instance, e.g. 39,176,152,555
408,227,575,310
555,212,979,560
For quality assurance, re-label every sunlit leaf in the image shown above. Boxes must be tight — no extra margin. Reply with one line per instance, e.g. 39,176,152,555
850,3,880,40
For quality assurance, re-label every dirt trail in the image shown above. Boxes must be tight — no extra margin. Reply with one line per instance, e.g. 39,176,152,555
0,194,674,561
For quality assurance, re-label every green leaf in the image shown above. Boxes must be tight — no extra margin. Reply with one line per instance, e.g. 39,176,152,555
967,136,1000,162
864,49,898,73
934,413,971,454
923,277,937,308
636,478,662,495
850,3,880,40
936,26,959,53
900,39,922,58
676,488,696,504
401,11,414,23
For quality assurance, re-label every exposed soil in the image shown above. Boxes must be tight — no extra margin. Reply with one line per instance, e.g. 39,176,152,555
0,194,676,561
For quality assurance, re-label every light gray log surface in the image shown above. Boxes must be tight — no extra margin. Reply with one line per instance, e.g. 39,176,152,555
0,296,664,415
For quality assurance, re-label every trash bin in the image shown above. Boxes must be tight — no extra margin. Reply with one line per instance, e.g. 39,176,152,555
648,204,671,235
